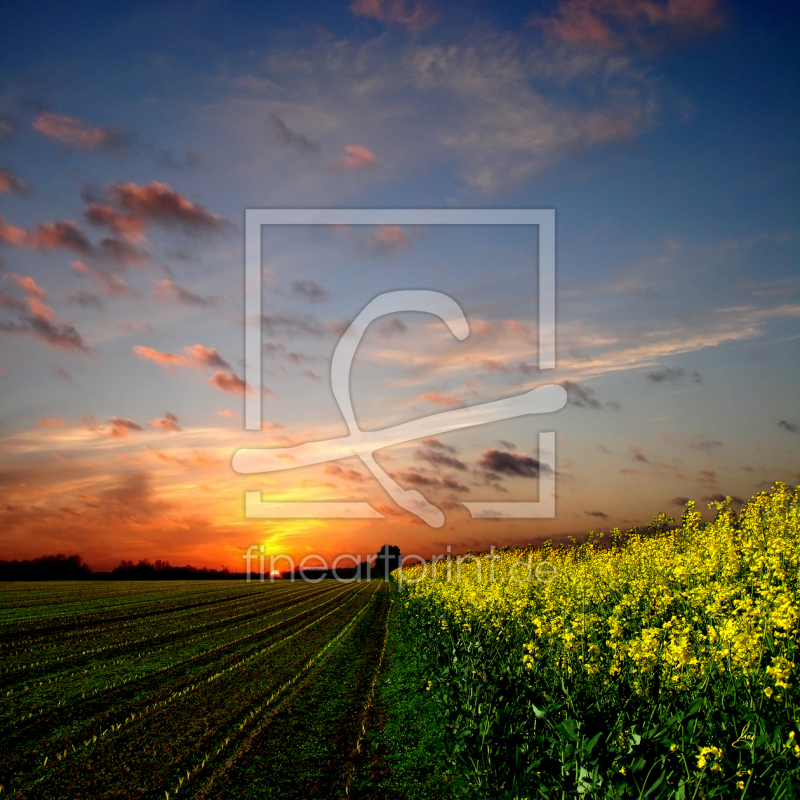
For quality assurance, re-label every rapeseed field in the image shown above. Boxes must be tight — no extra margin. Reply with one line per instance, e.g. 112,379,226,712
394,482,800,798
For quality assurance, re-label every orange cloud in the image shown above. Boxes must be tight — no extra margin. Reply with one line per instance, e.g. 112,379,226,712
350,0,439,32
32,112,128,151
420,391,461,407
36,417,66,427
216,408,239,419
132,345,189,370
332,144,377,170
150,412,181,432
108,417,143,439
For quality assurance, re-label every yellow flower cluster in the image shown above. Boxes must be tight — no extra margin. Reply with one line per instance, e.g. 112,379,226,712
397,483,800,696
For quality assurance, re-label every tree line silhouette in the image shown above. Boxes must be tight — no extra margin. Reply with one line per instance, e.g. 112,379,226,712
0,546,403,581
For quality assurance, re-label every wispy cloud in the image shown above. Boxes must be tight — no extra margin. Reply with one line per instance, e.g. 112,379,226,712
0,169,25,193
33,112,131,152
350,0,440,33
268,112,319,153
0,274,90,353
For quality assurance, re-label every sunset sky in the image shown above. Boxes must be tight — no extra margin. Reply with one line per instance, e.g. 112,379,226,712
0,0,798,572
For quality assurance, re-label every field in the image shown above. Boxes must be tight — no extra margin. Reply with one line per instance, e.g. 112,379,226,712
0,579,416,799
3,483,799,799
397,483,800,798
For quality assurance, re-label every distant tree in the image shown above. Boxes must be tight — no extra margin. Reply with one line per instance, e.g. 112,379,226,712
0,553,92,581
372,545,401,579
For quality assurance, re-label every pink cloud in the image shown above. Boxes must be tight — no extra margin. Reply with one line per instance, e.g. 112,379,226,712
208,371,248,395
108,181,226,234
36,417,66,427
32,112,128,151
216,408,239,419
0,216,92,254
332,144,377,170
369,224,410,252
184,343,231,371
350,0,439,32
539,0,725,49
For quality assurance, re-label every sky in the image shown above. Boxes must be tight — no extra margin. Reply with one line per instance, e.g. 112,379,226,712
0,0,798,572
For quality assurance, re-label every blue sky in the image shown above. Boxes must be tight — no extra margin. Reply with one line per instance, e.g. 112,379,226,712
0,0,798,570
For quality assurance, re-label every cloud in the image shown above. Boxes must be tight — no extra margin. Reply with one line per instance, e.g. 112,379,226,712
375,318,408,338
154,149,205,170
628,445,649,463
585,510,608,520
184,344,232,371
261,313,326,338
68,290,103,309
478,449,544,478
132,345,189,370
72,259,133,297
420,391,460,407
686,434,722,450
646,366,701,384
0,216,93,254
696,468,717,486
414,444,467,471
133,343,232,373
264,342,313,366
36,417,65,427
151,278,214,307
108,417,143,439
537,0,725,50
702,493,744,505
350,0,440,33
86,181,228,238
561,380,619,410
267,112,319,153
395,468,469,493
670,496,690,507
209,370,248,395
0,274,90,352
291,279,329,304
324,463,366,483
0,111,17,144
51,364,73,381
367,224,411,255
150,412,181,432
0,169,25,194
779,420,799,434
32,112,131,151
331,144,377,170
